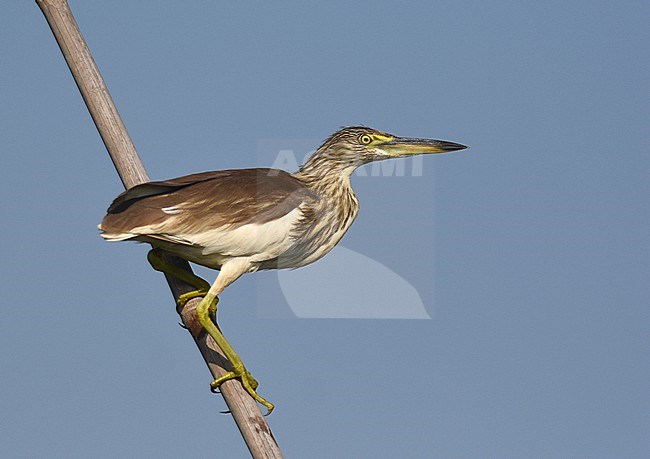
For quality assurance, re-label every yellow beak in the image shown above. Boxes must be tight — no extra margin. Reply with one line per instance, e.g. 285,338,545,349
380,136,467,157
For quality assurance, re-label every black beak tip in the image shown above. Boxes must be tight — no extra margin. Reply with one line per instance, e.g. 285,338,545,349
443,141,468,152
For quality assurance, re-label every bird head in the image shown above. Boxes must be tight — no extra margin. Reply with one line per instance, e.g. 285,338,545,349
299,126,467,178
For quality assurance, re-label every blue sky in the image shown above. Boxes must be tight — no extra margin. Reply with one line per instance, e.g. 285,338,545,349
1,1,648,457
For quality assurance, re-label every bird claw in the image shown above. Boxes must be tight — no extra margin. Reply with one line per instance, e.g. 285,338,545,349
176,289,209,309
210,366,274,415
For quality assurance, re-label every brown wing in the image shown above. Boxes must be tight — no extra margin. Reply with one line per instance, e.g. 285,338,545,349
100,168,317,239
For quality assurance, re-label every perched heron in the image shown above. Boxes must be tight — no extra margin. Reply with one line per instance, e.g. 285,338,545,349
99,126,467,413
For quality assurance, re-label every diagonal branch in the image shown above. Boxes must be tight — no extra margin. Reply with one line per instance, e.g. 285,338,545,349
35,1,282,457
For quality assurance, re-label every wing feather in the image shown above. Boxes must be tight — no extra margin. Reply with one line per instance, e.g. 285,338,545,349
99,168,317,245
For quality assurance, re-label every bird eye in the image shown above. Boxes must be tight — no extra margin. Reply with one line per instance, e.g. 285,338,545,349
359,134,372,145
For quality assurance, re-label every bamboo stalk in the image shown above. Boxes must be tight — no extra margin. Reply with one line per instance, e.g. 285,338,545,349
35,1,282,457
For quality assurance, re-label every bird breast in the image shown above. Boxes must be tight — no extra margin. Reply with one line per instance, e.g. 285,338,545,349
269,187,360,270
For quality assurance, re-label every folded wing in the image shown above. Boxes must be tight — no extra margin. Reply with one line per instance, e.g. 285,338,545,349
99,168,317,254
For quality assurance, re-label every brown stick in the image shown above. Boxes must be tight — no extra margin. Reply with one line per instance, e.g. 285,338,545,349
35,1,282,457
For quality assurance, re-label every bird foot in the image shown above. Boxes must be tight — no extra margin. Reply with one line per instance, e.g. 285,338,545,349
177,289,218,322
210,364,274,415
176,289,210,309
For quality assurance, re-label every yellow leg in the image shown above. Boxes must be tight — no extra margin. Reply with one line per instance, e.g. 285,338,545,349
147,248,274,414
148,248,213,317
147,248,210,292
196,293,274,414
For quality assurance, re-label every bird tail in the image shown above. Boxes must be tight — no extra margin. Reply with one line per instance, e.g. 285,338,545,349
97,223,136,241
